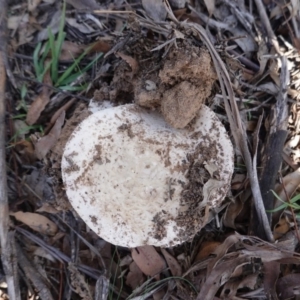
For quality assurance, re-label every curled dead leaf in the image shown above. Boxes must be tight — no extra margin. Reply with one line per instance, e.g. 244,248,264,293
142,0,167,22
161,248,182,277
26,68,52,125
263,261,280,299
126,261,145,289
11,211,58,235
34,111,65,159
131,246,166,278
116,52,139,77
204,0,215,16
276,274,300,299
273,215,291,240
14,140,37,164
66,0,99,10
195,241,221,262
88,40,111,54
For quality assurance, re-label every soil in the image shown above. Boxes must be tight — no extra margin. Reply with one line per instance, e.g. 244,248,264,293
107,39,217,128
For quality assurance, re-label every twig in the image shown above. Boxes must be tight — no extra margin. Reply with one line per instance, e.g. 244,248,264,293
257,57,289,226
227,49,260,72
16,242,54,300
187,5,230,30
0,0,21,298
253,0,281,53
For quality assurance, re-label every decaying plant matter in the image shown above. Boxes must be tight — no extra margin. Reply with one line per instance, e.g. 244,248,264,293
1,0,300,299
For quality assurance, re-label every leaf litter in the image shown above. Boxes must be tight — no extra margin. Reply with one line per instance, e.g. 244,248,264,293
3,0,300,299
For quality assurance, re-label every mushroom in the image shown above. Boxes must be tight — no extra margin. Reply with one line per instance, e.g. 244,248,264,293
61,104,234,247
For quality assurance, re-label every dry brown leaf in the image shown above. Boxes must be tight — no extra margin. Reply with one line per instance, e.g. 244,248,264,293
58,40,111,61
14,140,37,164
195,241,221,262
142,0,167,22
241,244,295,262
270,5,282,19
276,274,300,299
34,110,65,159
116,52,139,77
68,263,93,299
89,39,111,54
153,287,166,300
208,234,240,272
26,68,52,125
222,197,244,229
293,37,300,51
36,203,59,214
126,261,145,289
168,0,186,8
11,211,58,235
238,273,259,290
197,254,250,300
263,261,280,299
131,246,166,278
220,273,258,298
8,14,29,30
231,173,247,190
33,247,56,262
161,248,182,276
272,168,300,224
273,215,290,240
59,41,85,61
204,0,215,16
45,98,75,134
275,168,300,203
66,0,99,10
119,255,133,267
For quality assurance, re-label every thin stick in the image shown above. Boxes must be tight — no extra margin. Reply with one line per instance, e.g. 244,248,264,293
253,0,280,53
0,0,20,298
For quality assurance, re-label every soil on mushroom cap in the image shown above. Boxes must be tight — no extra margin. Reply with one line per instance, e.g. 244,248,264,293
105,39,217,128
151,136,221,245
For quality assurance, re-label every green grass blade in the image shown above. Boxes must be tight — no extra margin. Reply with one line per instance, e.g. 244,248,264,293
40,59,52,82
57,52,103,87
48,28,57,82
40,40,51,64
267,203,289,213
11,114,27,119
81,52,103,73
55,50,87,87
59,84,88,91
20,84,27,99
56,0,66,59
290,193,300,203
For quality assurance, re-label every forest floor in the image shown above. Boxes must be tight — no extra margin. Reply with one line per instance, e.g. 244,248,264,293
1,0,300,299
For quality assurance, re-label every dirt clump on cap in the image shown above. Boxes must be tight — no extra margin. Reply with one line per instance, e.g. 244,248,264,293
107,40,217,128
159,47,217,128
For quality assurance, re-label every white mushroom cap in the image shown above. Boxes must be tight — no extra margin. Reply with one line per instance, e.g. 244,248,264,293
62,104,233,247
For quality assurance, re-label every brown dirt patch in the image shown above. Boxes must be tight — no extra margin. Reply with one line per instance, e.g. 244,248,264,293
107,40,217,128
